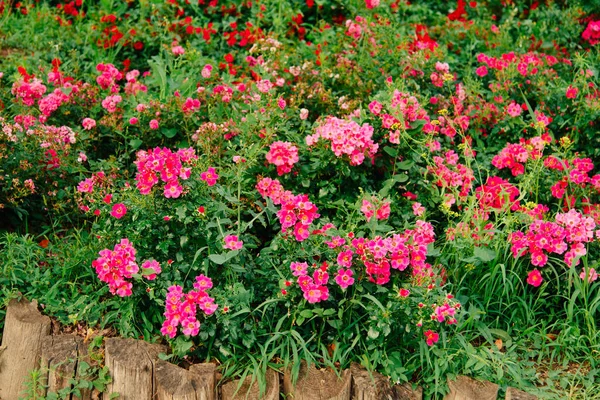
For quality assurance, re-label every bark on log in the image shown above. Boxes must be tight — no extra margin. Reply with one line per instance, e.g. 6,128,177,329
221,369,279,400
40,335,91,399
104,338,167,400
0,298,51,400
505,387,537,400
444,376,498,400
349,363,394,400
155,360,216,400
392,384,423,400
283,361,351,400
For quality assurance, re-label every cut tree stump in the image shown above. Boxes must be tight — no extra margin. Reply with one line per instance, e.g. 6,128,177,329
0,298,51,400
221,368,279,400
40,335,90,399
444,376,498,400
349,363,394,400
283,361,351,400
104,337,167,400
505,387,537,400
155,360,216,400
392,383,423,400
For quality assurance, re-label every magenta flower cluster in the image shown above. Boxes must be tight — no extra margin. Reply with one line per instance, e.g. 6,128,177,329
134,147,197,197
256,177,320,242
161,274,218,338
91,239,160,297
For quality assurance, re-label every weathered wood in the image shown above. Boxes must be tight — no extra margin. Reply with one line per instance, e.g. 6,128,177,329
283,361,351,400
349,363,394,400
444,376,498,400
40,334,91,400
189,364,216,400
222,369,279,400
155,361,216,400
0,298,51,400
505,387,537,400
392,384,422,400
104,337,167,400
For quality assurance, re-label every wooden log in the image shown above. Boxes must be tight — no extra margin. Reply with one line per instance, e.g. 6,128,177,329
155,360,216,400
0,298,51,400
104,338,167,400
505,387,537,400
221,369,279,400
349,363,394,400
444,376,498,400
40,335,91,399
283,361,351,400
392,383,423,400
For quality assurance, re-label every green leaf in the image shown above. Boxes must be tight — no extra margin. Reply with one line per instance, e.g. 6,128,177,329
474,247,497,263
208,251,239,265
299,309,313,318
162,128,178,138
383,146,398,157
396,160,414,170
368,326,380,339
130,139,143,149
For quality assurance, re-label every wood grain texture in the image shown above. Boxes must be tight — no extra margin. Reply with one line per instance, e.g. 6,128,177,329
349,363,394,400
40,335,91,400
505,387,537,400
155,360,215,400
0,298,51,400
104,337,167,400
392,383,423,400
283,361,351,400
221,369,279,400
444,376,498,400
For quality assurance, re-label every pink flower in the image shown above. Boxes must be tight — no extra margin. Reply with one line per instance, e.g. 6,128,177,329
142,260,162,280
181,318,200,336
77,178,95,193
335,269,354,289
172,45,185,56
266,141,299,175
224,235,243,250
201,167,218,186
376,202,391,220
161,321,178,338
110,203,127,219
300,108,309,120
424,330,439,346
101,95,122,113
412,202,425,216
566,86,578,99
365,0,380,8
149,119,159,130
361,200,374,221
293,223,310,242
506,102,522,117
313,268,329,286
303,286,323,303
201,64,213,78
277,97,287,110
290,261,309,277
194,274,213,290
526,269,543,287
580,268,598,283
129,117,138,125
82,118,96,130
337,250,353,267
399,288,410,297
164,180,183,198
475,65,488,77
368,101,382,115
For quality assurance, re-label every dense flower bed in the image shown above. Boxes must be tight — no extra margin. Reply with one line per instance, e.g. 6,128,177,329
0,0,599,397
